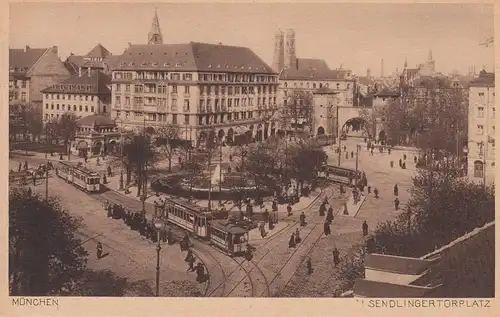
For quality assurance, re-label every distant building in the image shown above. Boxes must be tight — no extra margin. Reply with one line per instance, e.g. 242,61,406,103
72,114,124,158
41,68,112,122
467,70,495,185
64,43,121,76
110,11,279,146
9,45,70,112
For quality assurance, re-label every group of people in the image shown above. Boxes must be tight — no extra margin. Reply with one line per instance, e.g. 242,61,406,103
319,197,335,236
183,247,207,282
104,200,174,244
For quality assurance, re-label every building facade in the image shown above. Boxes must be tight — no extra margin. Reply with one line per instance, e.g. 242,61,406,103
41,68,112,121
110,13,279,146
9,46,70,111
467,70,495,185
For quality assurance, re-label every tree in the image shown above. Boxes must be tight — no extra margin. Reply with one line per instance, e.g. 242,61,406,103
287,139,328,192
9,104,43,142
155,124,181,172
9,188,88,295
55,113,78,159
284,90,314,137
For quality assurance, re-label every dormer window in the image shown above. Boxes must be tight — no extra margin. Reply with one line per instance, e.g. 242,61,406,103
217,65,221,68
120,62,125,66
208,64,212,68
141,62,147,67
175,62,181,67
164,62,170,67
139,52,143,56
225,65,229,68
129,62,134,66
152,62,158,66
149,52,153,55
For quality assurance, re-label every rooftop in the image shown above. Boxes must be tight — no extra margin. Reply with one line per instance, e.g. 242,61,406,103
77,114,115,127
41,69,111,95
280,58,351,81
85,43,111,59
364,253,437,275
9,46,49,75
469,70,495,88
114,42,276,74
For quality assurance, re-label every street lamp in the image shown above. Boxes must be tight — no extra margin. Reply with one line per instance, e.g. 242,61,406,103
153,218,166,297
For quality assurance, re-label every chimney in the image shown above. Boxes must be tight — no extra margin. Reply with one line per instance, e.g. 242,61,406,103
78,67,82,77
24,45,30,52
52,46,58,55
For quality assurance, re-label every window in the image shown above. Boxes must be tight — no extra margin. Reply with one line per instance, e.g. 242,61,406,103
57,94,60,100
478,92,485,97
172,85,178,93
184,115,189,124
184,99,190,111
79,105,83,112
227,113,232,121
21,92,26,102
125,84,130,92
172,114,177,124
172,98,177,110
45,104,48,109
51,104,54,110
183,73,192,81
228,99,232,108
103,106,107,113
85,106,89,112
184,86,190,94
492,107,496,119
125,97,130,105
91,106,95,112
56,104,60,110
115,96,121,105
73,105,77,111
21,80,26,88
474,160,484,178
478,107,485,118
221,86,225,94
477,124,484,135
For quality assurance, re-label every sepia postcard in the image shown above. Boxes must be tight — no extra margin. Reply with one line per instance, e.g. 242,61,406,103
1,1,497,316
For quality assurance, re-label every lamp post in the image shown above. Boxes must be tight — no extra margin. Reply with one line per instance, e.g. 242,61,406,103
153,218,166,297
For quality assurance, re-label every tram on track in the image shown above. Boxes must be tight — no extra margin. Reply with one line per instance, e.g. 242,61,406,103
160,197,250,256
55,161,101,193
321,164,362,186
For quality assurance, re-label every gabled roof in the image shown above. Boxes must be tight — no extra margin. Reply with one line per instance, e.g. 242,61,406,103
280,58,350,81
77,114,115,127
114,42,276,74
41,69,111,95
9,47,48,75
85,43,111,58
469,70,495,88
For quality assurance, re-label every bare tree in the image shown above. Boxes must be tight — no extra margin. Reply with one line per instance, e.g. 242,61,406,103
155,124,181,172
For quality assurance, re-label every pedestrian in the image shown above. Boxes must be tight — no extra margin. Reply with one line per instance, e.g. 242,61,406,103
323,196,329,206
287,204,292,216
107,165,112,177
18,161,22,172
370,149,374,156
59,153,63,160
323,221,331,236
307,257,313,275
295,228,301,244
367,185,371,194
268,215,274,230
195,262,205,283
272,200,278,212
402,161,406,169
332,248,340,267
167,229,173,245
394,184,398,196
399,158,402,167
351,151,354,159
343,202,349,215
246,202,253,218
390,160,394,168
326,206,334,223
103,174,107,184
96,242,103,259
24,161,28,171
185,249,196,272
289,233,296,248
374,187,379,199
260,223,267,238
388,148,391,155
394,198,400,210
403,154,407,161
319,201,326,216
300,212,306,227
345,152,349,159
362,221,368,236
414,156,417,164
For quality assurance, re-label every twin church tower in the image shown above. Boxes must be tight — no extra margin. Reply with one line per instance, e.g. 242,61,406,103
272,29,297,72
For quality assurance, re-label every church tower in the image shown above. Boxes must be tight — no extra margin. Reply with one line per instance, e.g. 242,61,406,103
148,8,163,45
284,29,296,69
427,49,435,72
272,29,285,72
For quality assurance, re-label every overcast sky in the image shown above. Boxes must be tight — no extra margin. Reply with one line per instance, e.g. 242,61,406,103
9,2,494,77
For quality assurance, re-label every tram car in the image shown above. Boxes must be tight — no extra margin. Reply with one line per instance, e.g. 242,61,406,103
322,164,362,186
209,219,249,256
162,197,213,239
55,161,101,193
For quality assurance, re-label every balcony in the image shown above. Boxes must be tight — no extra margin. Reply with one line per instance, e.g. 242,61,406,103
183,93,191,98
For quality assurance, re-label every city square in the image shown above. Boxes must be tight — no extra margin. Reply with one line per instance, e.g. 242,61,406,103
7,2,495,301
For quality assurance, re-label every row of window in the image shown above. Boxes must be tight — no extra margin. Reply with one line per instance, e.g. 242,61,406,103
477,92,495,97
114,84,278,95
282,82,350,90
45,94,96,101
9,80,27,88
113,71,277,83
476,124,495,135
45,103,107,113
476,107,496,118
115,96,277,110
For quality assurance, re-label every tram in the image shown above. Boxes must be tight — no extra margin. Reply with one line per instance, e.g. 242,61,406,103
322,164,362,186
209,219,249,256
162,197,213,239
55,161,101,193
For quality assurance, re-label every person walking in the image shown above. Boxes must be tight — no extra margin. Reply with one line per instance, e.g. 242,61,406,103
185,249,196,272
326,206,334,223
18,161,22,172
351,151,354,159
300,212,306,227
374,187,379,199
307,257,313,275
394,198,400,210
96,242,103,259
289,233,296,248
332,248,340,267
295,228,301,244
362,221,369,236
324,221,331,236
319,201,326,216
287,204,292,216
394,184,399,196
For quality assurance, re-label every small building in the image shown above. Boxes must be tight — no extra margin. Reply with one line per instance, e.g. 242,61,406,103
72,114,125,158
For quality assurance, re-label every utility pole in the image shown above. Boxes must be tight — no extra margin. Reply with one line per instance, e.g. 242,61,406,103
355,144,360,186
337,105,342,166
218,137,223,206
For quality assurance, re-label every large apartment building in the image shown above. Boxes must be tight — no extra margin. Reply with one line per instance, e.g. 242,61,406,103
467,70,495,185
9,46,70,112
111,11,279,146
